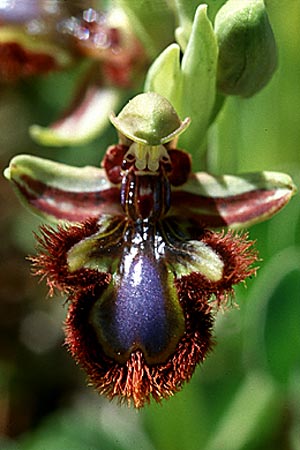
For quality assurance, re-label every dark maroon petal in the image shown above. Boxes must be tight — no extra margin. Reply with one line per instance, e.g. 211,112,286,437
102,144,129,184
0,23,72,82
167,148,192,186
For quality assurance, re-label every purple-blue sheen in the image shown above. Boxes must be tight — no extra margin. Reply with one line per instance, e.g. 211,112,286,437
113,255,169,356
93,250,181,362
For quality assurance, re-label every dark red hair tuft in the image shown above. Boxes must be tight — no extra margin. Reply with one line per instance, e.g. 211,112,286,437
30,218,110,296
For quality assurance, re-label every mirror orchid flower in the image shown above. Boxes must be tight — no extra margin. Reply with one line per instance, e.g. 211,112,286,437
4,93,296,407
0,2,151,145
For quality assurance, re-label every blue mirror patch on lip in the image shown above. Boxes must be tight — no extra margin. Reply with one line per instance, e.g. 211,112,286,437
90,249,185,364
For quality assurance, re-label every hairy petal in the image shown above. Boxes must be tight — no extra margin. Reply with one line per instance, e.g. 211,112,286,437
201,230,258,306
64,281,213,408
30,218,110,296
170,171,296,228
166,223,258,308
4,154,122,222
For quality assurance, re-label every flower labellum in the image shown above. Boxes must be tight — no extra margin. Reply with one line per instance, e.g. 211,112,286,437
4,93,295,407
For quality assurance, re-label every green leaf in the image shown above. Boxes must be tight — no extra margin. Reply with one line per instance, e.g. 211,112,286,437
205,371,281,450
144,380,209,450
264,268,300,383
244,247,300,384
21,408,134,450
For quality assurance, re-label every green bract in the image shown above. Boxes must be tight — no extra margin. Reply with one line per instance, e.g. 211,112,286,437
215,0,278,97
145,5,218,155
110,92,190,145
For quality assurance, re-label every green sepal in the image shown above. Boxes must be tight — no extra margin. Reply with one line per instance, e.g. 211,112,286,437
246,250,300,385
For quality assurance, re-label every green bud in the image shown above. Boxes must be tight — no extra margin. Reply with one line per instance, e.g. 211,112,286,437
215,0,278,97
110,92,190,146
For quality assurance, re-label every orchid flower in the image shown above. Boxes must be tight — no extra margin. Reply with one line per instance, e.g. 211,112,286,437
4,93,295,407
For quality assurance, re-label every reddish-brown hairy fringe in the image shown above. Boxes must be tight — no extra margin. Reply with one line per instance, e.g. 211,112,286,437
64,282,214,408
30,219,258,407
201,229,258,307
30,218,110,296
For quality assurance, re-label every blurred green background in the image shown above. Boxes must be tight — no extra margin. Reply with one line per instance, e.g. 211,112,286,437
0,1,299,450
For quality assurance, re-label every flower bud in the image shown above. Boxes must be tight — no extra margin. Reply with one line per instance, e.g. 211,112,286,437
215,0,277,97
